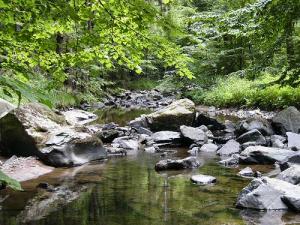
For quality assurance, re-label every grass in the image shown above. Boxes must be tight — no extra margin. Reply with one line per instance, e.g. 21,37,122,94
186,74,300,110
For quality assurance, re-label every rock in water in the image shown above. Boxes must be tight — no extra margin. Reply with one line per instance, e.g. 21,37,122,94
239,146,296,164
279,153,300,171
0,103,107,167
200,143,218,152
180,125,207,144
194,113,225,131
217,140,241,156
190,174,216,185
236,177,300,210
238,167,254,177
236,129,267,146
272,106,300,134
277,165,300,185
146,99,195,131
152,131,182,146
62,109,98,126
155,157,200,171
236,118,274,136
287,132,300,150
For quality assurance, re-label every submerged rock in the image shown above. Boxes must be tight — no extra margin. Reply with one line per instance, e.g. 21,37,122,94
217,140,241,156
239,146,295,164
190,174,216,185
0,156,54,182
236,177,300,210
146,99,195,131
272,106,300,134
155,156,200,171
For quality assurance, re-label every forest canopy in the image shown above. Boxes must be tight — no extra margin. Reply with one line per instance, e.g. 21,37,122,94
0,0,299,109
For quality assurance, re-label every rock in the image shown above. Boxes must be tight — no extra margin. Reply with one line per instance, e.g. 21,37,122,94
238,167,254,177
236,177,300,210
180,125,207,144
272,106,300,134
155,156,200,171
287,132,300,150
133,127,153,136
42,130,107,167
271,135,286,148
152,131,182,146
199,143,218,152
0,98,15,119
62,109,97,126
0,103,107,167
236,118,274,136
277,165,300,185
146,99,195,131
236,129,267,146
98,129,119,143
219,154,239,167
224,120,236,133
144,146,156,153
239,146,296,164
194,113,225,131
112,136,139,151
217,140,241,156
279,153,300,171
0,156,54,182
36,182,55,191
190,174,216,185
128,115,149,129
188,147,200,155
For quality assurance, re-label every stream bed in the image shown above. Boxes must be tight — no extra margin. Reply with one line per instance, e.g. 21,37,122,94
1,108,300,225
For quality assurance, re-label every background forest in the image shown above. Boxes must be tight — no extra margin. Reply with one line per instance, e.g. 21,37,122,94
0,0,299,109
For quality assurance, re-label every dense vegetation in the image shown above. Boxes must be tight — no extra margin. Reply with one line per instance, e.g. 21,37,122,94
0,0,299,109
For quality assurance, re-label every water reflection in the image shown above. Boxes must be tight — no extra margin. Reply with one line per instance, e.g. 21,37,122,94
1,152,300,225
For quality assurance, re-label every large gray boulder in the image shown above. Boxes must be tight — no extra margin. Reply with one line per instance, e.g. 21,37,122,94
272,106,300,134
277,165,300,185
199,143,218,152
236,177,300,210
287,132,300,150
152,131,182,146
0,103,107,167
236,129,267,146
279,153,300,171
236,118,274,136
146,99,195,131
239,146,296,164
180,125,207,144
217,140,241,156
155,156,200,171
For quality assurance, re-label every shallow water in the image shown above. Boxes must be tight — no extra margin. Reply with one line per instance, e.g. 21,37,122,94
1,108,300,225
2,150,299,225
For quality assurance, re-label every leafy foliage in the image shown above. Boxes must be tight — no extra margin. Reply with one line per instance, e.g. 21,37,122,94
0,171,23,191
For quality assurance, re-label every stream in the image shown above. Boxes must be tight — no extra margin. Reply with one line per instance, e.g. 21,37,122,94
1,108,300,225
